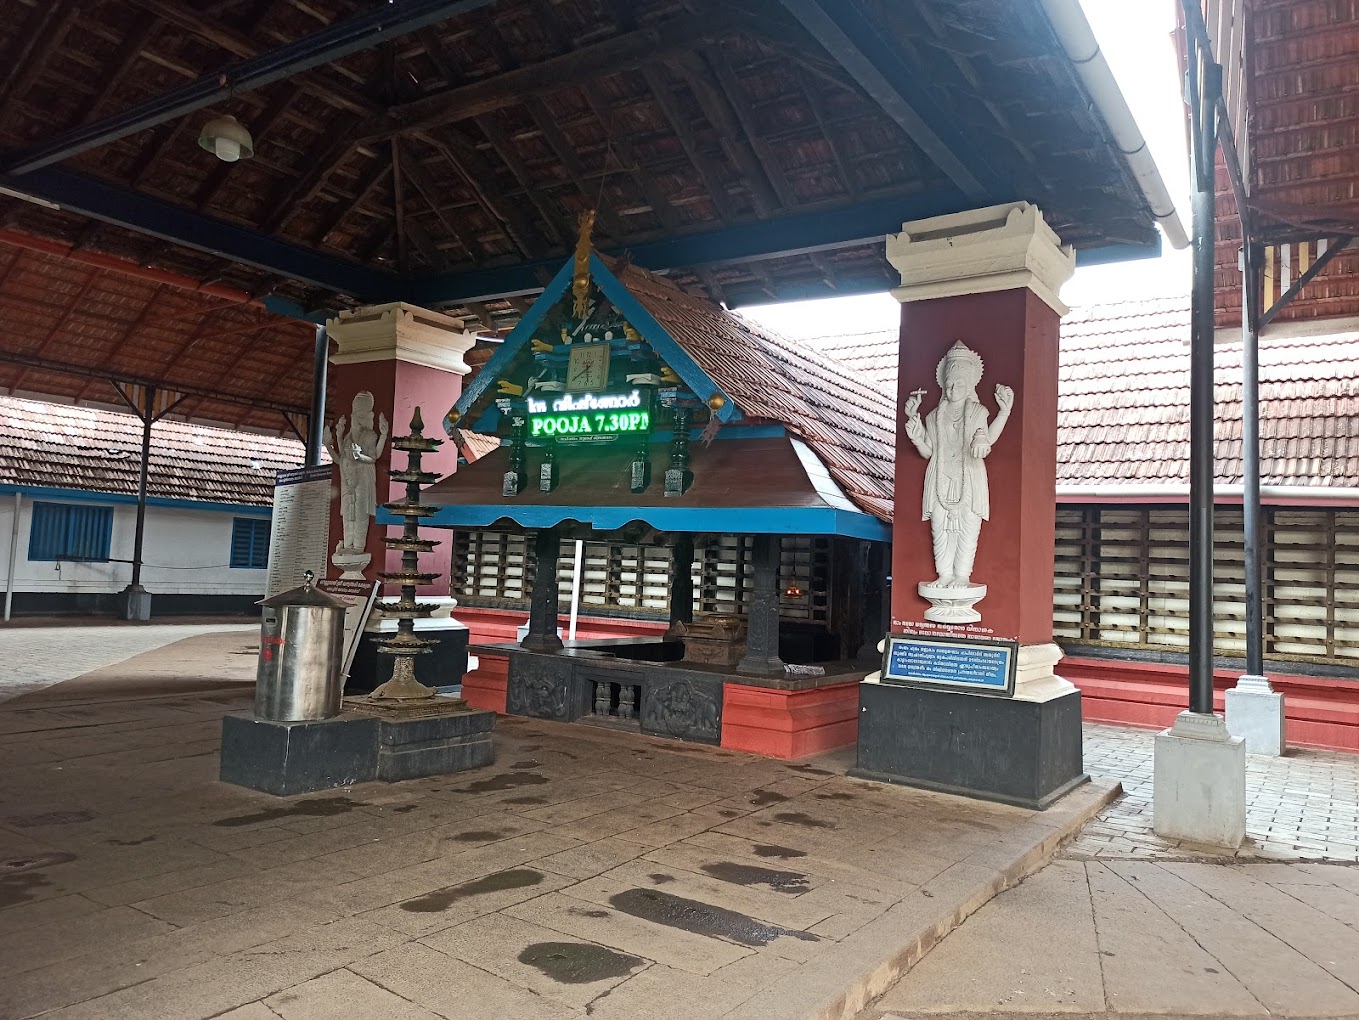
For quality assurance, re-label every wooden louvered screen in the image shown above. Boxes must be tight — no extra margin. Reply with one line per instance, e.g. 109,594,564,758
452,529,834,624
1055,505,1359,668
451,531,531,602
558,541,672,612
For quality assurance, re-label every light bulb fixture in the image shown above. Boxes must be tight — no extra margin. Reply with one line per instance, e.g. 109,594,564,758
197,115,254,163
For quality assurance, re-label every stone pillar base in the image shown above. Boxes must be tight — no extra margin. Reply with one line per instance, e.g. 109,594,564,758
1153,711,1246,848
119,584,152,621
1225,675,1286,756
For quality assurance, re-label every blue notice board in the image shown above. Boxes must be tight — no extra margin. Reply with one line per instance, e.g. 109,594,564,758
881,634,1017,697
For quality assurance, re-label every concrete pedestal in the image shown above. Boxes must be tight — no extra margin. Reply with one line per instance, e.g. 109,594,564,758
1225,675,1286,756
373,708,495,781
1153,711,1246,848
853,681,1087,809
219,713,379,796
120,584,152,621
219,705,496,796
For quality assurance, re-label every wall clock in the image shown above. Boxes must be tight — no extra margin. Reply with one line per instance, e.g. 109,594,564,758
566,343,611,390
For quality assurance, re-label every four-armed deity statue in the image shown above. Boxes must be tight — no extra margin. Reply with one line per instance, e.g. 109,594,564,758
903,341,1013,623
323,391,389,579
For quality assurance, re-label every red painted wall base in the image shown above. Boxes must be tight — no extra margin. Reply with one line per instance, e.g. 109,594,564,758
1063,656,1359,753
720,681,861,760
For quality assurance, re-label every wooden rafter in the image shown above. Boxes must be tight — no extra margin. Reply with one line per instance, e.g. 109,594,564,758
354,11,747,144
579,85,682,233
78,14,161,126
308,152,392,247
397,149,480,263
676,51,781,217
704,46,799,209
259,126,359,235
473,116,572,248
124,0,380,117
392,138,409,271
640,64,739,223
0,3,81,110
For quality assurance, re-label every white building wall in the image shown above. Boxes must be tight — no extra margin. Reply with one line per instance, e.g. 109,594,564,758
0,494,270,597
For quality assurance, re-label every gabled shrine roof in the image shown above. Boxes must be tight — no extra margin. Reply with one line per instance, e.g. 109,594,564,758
450,252,897,524
610,260,898,522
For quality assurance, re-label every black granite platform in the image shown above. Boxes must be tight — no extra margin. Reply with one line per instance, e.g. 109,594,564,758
852,681,1087,810
219,706,496,796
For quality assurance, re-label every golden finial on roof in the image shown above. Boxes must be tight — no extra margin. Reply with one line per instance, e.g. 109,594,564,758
573,209,596,320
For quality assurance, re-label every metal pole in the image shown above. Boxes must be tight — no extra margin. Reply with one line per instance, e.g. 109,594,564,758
1241,242,1265,677
5,492,21,622
130,387,154,589
568,539,583,641
306,324,328,467
1188,59,1220,716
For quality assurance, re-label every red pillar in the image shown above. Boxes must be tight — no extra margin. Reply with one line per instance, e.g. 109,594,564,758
324,303,477,595
885,202,1076,693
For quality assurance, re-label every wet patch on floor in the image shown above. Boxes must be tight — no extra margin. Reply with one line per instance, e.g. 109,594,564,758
452,773,549,794
773,812,834,829
503,796,550,806
716,809,741,817
814,792,856,801
510,761,539,770
400,868,544,912
701,861,811,894
750,790,789,807
784,764,835,777
518,941,643,984
751,844,807,859
0,871,54,908
1,810,95,828
392,805,419,814
2,851,76,874
569,907,612,918
608,888,819,947
212,797,363,828
106,836,156,846
648,873,675,884
448,830,506,842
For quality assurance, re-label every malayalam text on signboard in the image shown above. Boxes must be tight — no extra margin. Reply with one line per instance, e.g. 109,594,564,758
525,389,652,444
880,633,1017,697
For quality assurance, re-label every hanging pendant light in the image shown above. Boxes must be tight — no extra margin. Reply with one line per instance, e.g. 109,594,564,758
197,115,254,163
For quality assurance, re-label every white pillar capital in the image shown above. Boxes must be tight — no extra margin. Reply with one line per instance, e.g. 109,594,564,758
886,201,1076,315
327,302,479,374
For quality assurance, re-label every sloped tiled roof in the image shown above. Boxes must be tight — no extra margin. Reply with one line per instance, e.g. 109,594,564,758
803,294,1359,492
0,396,305,506
613,262,898,522
799,328,899,395
1059,296,1359,488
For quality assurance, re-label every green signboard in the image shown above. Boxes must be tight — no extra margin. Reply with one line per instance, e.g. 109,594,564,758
526,389,653,444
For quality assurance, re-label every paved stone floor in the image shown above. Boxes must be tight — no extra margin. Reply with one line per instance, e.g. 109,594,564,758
0,632,1110,1020
0,621,255,703
1070,723,1359,862
864,725,1359,1020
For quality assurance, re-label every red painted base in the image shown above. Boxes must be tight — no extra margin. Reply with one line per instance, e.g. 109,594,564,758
720,681,861,759
1064,656,1359,753
462,654,508,714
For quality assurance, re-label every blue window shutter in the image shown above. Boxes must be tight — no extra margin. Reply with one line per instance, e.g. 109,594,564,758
231,518,270,569
28,503,112,561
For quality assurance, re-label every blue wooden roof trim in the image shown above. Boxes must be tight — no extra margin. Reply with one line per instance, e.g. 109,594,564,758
448,258,576,424
0,483,272,517
383,503,889,541
587,253,740,424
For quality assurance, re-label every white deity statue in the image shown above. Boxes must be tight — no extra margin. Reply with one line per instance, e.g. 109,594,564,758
323,391,389,557
903,341,1013,623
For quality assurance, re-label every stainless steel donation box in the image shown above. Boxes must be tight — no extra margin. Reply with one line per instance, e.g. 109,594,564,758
255,571,347,722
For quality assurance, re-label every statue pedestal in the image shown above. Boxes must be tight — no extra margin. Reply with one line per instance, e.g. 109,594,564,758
918,581,986,624
331,548,371,581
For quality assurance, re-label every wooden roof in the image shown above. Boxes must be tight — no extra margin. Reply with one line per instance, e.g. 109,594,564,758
1213,0,1359,327
0,0,1167,423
